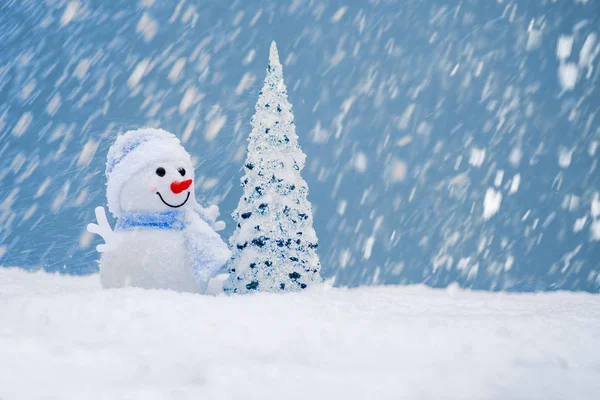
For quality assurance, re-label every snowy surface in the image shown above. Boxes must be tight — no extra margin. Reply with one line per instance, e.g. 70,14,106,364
1,268,600,400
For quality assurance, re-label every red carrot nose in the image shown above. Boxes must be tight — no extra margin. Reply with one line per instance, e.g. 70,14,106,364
170,179,193,194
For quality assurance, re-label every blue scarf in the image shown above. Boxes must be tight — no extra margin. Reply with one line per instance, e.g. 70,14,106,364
115,210,186,231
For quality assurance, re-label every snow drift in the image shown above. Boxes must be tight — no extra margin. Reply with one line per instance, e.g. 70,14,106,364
1,267,599,399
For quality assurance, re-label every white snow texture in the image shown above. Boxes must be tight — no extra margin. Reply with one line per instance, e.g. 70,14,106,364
1,268,600,399
224,42,322,293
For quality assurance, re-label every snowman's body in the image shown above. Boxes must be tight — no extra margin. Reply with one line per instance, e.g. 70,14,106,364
100,228,195,291
88,128,231,293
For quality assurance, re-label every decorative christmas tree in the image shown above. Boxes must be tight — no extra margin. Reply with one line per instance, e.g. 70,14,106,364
224,41,322,294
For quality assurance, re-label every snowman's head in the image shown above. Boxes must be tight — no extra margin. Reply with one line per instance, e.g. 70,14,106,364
118,158,196,214
106,128,196,217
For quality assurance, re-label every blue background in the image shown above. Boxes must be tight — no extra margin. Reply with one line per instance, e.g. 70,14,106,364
0,0,599,291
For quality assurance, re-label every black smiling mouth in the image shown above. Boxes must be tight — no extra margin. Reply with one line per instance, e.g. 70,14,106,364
156,191,190,208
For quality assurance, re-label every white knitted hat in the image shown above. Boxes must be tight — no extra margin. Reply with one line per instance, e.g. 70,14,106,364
105,128,192,217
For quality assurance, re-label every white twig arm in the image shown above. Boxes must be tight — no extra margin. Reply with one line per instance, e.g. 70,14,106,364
87,206,119,253
194,203,226,232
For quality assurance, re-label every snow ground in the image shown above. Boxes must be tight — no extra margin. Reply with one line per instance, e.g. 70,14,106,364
1,268,599,400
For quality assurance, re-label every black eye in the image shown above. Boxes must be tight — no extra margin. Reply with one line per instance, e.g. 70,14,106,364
156,167,166,177
178,168,186,176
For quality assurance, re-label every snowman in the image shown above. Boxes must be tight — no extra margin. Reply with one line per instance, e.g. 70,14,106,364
87,128,231,293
